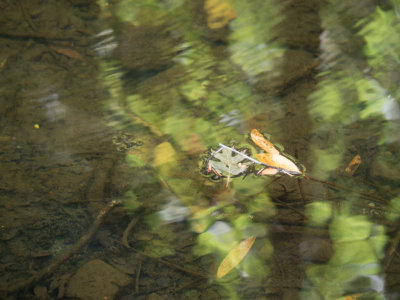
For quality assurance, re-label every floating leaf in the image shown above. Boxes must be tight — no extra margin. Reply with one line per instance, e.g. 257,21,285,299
256,153,302,176
207,147,251,176
259,167,279,176
251,129,302,176
250,129,280,155
217,236,256,278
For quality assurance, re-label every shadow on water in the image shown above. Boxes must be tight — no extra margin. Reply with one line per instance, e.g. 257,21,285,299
0,0,400,299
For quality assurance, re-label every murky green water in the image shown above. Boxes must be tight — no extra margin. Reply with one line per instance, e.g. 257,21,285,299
1,0,400,299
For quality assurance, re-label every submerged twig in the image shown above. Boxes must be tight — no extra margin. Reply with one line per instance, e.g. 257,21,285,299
131,248,208,279
18,0,36,31
1,199,123,295
307,176,388,204
297,178,307,205
122,216,140,249
135,261,142,294
273,198,307,219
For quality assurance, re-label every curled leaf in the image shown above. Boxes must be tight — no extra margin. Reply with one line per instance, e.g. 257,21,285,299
256,153,302,176
259,167,279,176
217,236,256,278
251,129,302,176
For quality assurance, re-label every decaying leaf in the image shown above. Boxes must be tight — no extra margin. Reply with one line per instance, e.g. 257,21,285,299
50,45,82,60
345,154,361,175
256,153,302,176
250,129,280,155
207,147,251,176
251,129,302,176
259,167,279,176
217,236,256,278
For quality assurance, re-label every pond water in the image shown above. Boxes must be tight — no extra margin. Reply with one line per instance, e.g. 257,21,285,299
1,0,400,299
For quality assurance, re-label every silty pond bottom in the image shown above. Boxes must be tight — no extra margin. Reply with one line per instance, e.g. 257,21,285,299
0,0,400,299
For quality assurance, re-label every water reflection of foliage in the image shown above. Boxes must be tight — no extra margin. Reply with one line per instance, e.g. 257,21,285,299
98,0,400,297
310,1,400,179
304,1,400,298
99,0,287,292
304,202,387,299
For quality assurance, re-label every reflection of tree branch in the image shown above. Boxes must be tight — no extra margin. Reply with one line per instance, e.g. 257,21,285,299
384,229,400,270
273,197,307,219
307,176,388,204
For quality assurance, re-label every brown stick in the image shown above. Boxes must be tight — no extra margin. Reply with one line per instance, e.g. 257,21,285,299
297,177,307,205
122,217,139,249
135,261,141,294
1,199,122,294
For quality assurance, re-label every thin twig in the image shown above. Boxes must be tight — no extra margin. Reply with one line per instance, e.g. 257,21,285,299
18,0,36,31
1,199,123,294
273,198,307,219
297,178,306,205
218,144,263,165
122,217,139,249
307,176,388,204
131,248,208,279
135,261,141,294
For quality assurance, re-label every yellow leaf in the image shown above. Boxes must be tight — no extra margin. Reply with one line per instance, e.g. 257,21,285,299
217,236,256,278
204,0,236,30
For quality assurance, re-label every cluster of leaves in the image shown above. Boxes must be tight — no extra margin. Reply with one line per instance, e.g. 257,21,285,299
206,129,303,181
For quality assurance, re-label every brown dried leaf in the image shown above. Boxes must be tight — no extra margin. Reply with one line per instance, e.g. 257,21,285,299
256,153,301,176
345,154,361,175
251,129,302,176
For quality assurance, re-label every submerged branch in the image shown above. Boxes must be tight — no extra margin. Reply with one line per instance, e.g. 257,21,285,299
1,199,123,295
